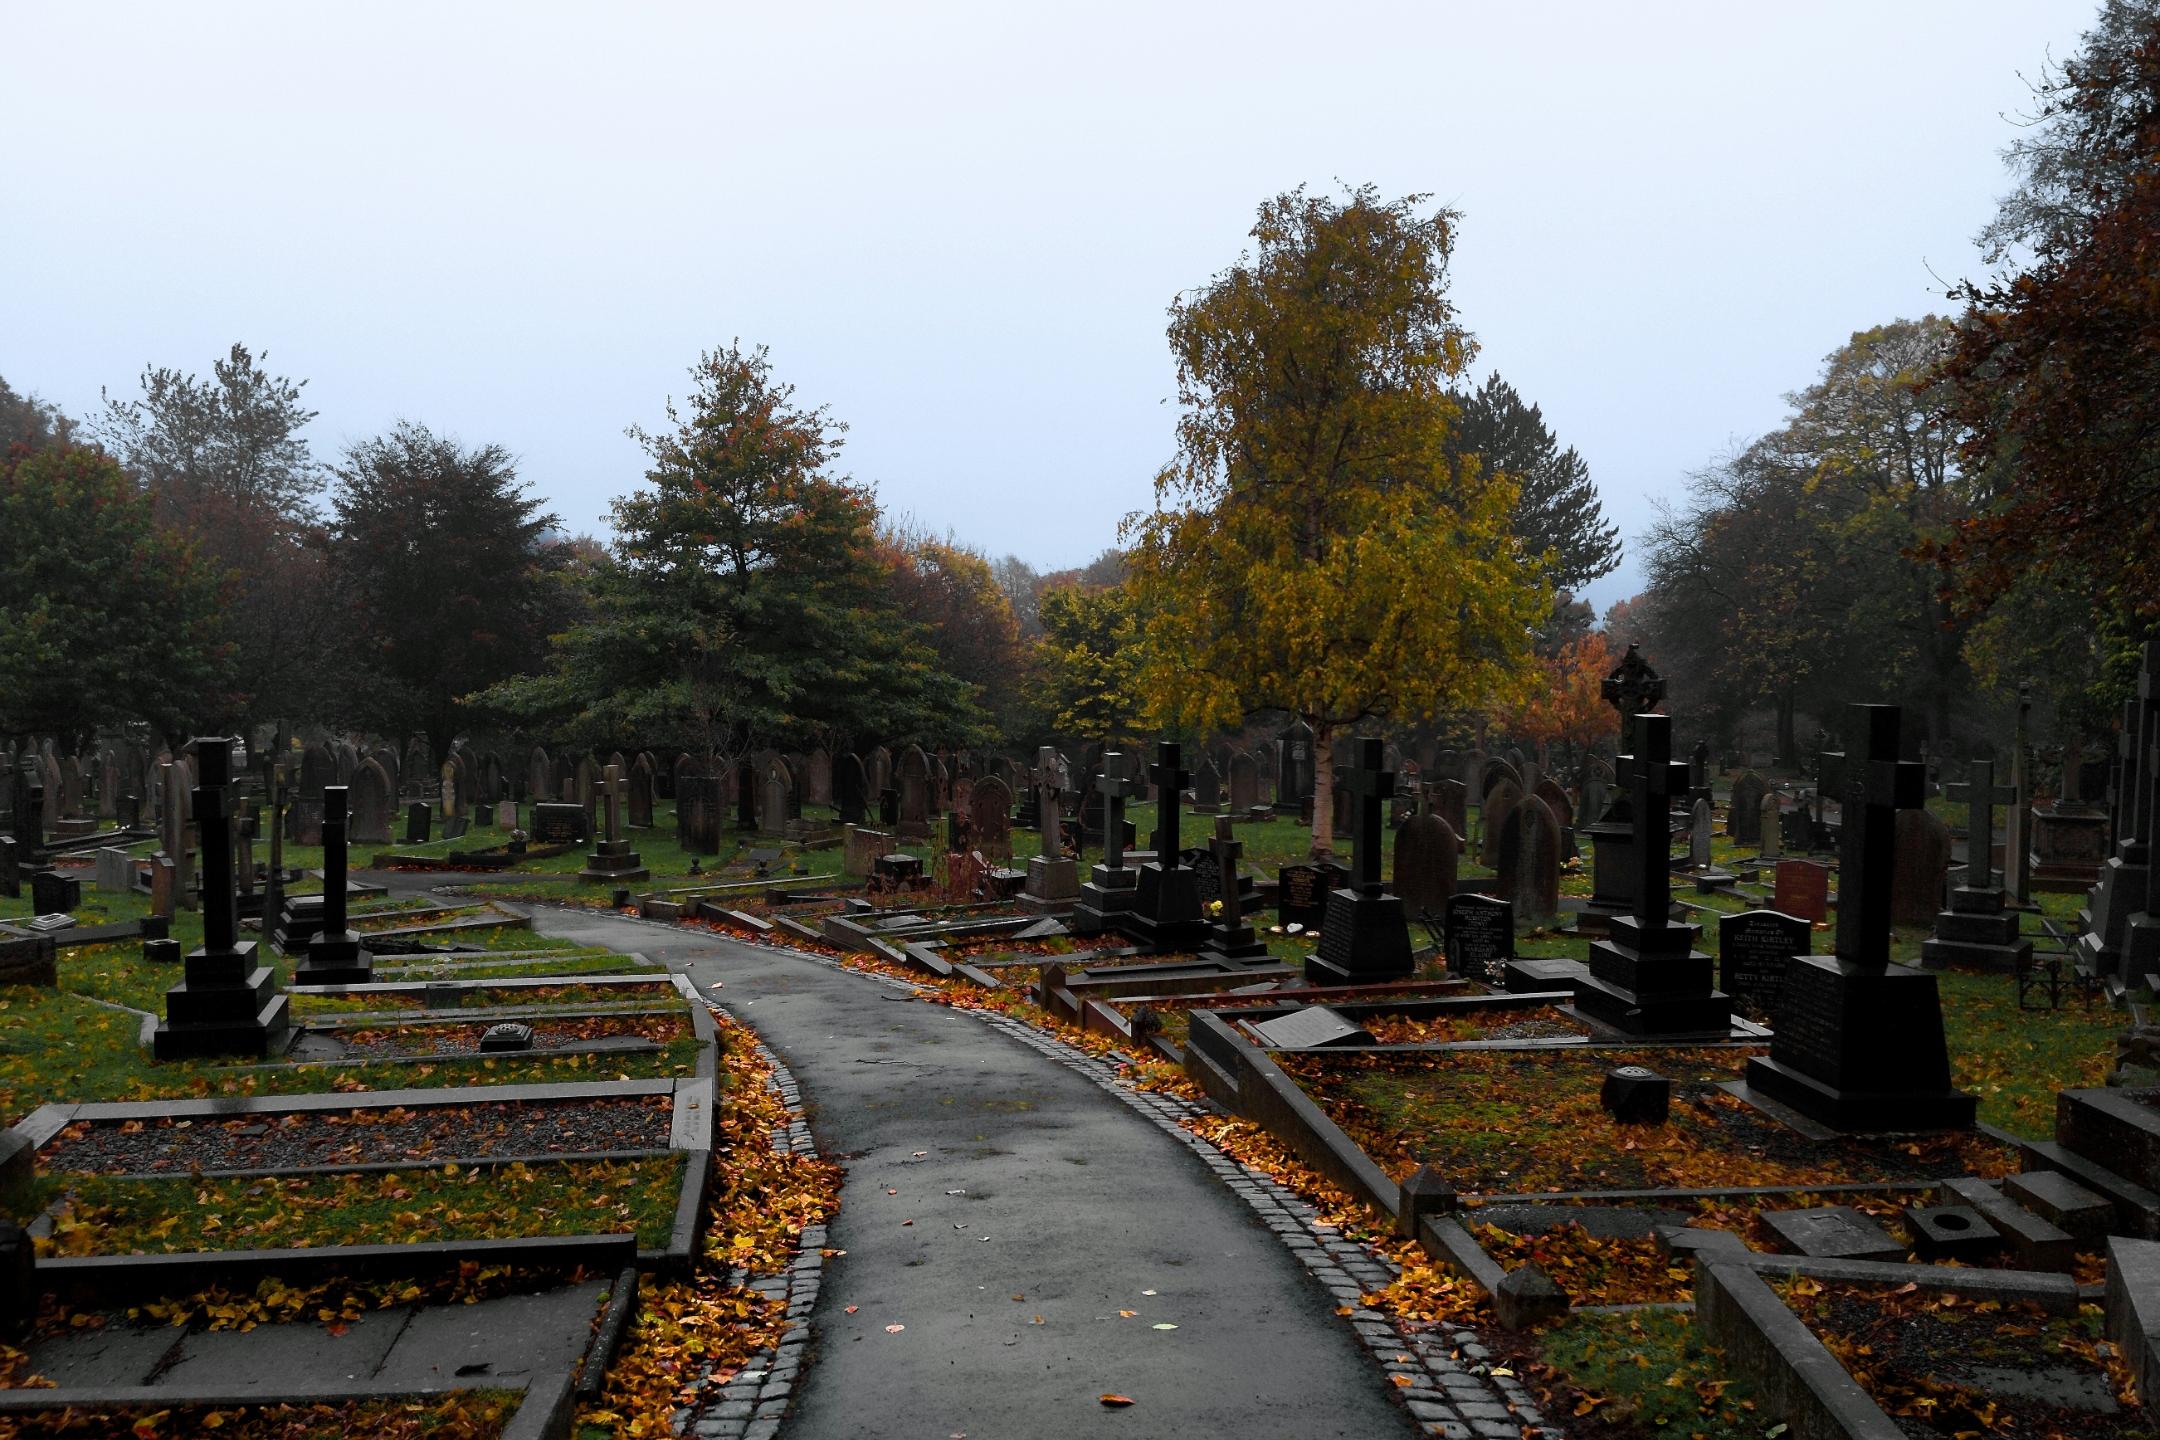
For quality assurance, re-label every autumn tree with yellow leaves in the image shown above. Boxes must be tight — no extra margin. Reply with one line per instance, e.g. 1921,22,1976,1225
1125,185,1547,857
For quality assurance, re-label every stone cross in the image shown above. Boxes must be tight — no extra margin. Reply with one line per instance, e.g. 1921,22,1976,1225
1626,714,1690,925
1946,758,2017,894
1346,738,1394,895
1097,752,1135,870
261,758,286,933
1833,704,1926,969
194,739,239,955
1147,742,1190,863
1600,643,1665,759
321,785,351,935
603,763,624,844
1034,746,1062,845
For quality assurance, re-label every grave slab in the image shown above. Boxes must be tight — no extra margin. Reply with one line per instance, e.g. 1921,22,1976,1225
371,1281,608,1388
1760,1205,1905,1262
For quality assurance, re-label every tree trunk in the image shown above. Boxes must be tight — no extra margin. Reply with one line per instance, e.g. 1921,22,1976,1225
1309,716,1335,859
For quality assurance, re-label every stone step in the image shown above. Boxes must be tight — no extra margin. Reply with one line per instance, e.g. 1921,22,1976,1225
2004,1169,2116,1241
1938,1176,2079,1272
2017,1139,2160,1240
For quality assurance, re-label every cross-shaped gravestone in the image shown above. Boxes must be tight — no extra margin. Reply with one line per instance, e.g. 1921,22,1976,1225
1834,704,1926,968
320,785,351,936
1947,758,2017,894
1346,738,1393,895
1814,744,1844,824
1626,715,1690,923
1600,643,1665,759
1148,743,1189,863
1209,815,1243,898
603,763,624,844
1098,752,1135,870
1035,746,1063,844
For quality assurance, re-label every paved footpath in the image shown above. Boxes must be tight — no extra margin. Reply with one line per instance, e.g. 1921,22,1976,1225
530,906,1459,1440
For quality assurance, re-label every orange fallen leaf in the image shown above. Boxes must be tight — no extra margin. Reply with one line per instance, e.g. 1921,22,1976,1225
844,1306,858,1314
1099,1394,1134,1407
1118,1309,1137,1318
885,1324,905,1334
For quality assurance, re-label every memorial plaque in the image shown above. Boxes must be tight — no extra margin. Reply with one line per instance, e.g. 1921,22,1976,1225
1717,910,1810,1013
1774,859,1830,922
1760,1206,1904,1263
531,802,589,845
1248,1005,1374,1049
1277,862,1339,931
1444,893,1514,978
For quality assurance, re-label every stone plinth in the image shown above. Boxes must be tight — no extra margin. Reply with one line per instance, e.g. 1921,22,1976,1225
1921,887,2033,973
1305,885,1413,986
1744,957,1976,1132
1019,855,1080,915
579,840,649,884
294,929,373,987
1072,863,1136,935
1572,913,1732,1037
1123,859,1209,951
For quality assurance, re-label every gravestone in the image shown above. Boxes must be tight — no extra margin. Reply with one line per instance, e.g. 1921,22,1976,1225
627,755,656,829
1758,793,1783,859
807,749,833,808
1533,778,1574,836
1479,777,1522,868
295,787,373,985
1444,893,1514,981
350,758,394,846
1719,910,1811,1015
1573,713,1732,1037
1073,753,1140,935
94,846,132,894
1191,756,1222,812
1892,808,1953,925
1309,739,1414,986
1496,796,1562,927
675,771,722,853
1600,642,1666,775
1923,757,2032,973
835,753,868,825
968,775,1014,862
1392,812,1459,920
496,800,518,829
1431,777,1468,840
2007,693,2034,904
580,764,650,883
1228,752,1261,812
1124,743,1207,947
404,802,431,845
439,759,461,820
1690,798,1713,869
1277,721,1316,815
1020,750,1079,913
30,869,79,913
896,747,932,841
1729,772,1769,845
1745,704,1977,1132
1276,862,1337,932
1197,817,1270,962
575,755,598,835
153,739,290,1059
528,746,553,802
534,802,587,845
1774,859,1831,922
756,756,792,835
162,765,196,909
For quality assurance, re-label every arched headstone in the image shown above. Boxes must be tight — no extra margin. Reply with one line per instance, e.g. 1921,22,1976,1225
1497,796,1562,926
1729,771,1769,844
350,758,394,845
1393,812,1459,918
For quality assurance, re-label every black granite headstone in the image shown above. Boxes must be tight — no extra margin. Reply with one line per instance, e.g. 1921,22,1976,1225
1718,910,1811,1014
1444,893,1514,979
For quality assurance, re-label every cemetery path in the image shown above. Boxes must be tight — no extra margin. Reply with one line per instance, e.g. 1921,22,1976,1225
526,905,1422,1440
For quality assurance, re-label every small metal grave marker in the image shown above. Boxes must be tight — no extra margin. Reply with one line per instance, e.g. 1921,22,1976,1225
479,1021,536,1053
25,914,75,933
1247,1005,1374,1049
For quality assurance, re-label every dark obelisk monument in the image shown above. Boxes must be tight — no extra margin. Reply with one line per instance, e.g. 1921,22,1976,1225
1746,704,1976,1131
153,739,292,1059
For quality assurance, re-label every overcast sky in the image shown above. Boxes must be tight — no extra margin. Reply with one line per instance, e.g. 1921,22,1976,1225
1,2,2099,610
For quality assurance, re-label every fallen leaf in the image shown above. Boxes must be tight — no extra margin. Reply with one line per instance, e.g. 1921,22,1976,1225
1151,1323,1178,1331
1099,1394,1134,1408
885,1324,905,1334
1118,1310,1137,1317
912,1151,928,1158
845,1305,859,1314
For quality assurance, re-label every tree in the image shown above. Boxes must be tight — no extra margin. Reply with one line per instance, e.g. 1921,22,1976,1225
881,530,1024,726
92,343,339,730
1941,0,2160,623
0,376,72,453
485,344,974,759
1031,583,1145,744
92,342,323,519
327,422,568,765
1448,373,1622,592
1494,629,1618,762
0,446,230,739
1124,185,1546,856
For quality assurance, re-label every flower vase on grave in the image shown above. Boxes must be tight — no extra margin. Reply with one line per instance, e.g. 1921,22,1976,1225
1122,742,1210,950
1919,757,2032,973
294,786,374,986
1570,715,1733,1038
1744,705,1976,1133
1072,753,1137,935
1306,739,1414,986
152,738,291,1060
